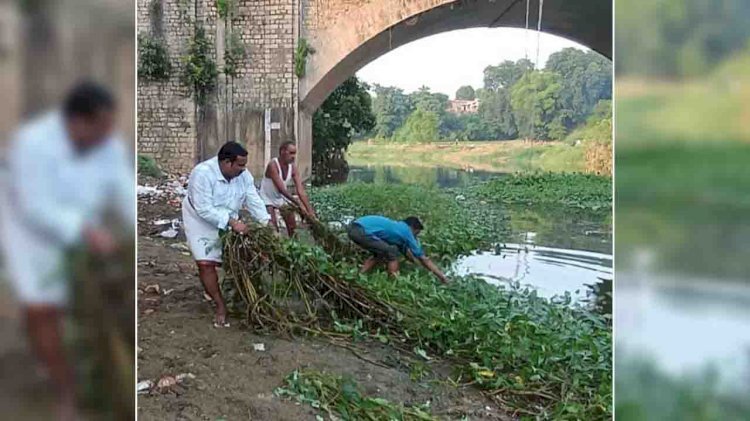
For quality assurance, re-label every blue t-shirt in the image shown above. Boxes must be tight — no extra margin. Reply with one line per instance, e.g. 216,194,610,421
354,215,424,258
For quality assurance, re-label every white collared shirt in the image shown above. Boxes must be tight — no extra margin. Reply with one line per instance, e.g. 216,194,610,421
0,110,135,304
4,111,134,245
185,156,270,229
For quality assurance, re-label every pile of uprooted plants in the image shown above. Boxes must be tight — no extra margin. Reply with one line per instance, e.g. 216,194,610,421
69,242,135,421
221,208,612,419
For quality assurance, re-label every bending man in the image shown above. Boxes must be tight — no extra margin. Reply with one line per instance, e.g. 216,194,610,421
347,215,449,284
259,141,315,236
182,141,270,327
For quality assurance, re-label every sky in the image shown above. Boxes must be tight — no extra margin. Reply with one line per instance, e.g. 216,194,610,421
357,27,589,98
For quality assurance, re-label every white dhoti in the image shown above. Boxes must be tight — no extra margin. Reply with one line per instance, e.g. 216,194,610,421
182,196,223,262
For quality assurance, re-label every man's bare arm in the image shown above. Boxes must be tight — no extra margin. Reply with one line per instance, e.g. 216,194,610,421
267,161,299,205
292,165,316,217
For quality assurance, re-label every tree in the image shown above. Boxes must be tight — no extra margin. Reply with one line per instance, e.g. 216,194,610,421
510,71,564,140
455,85,476,100
616,0,750,77
393,109,440,143
477,88,517,140
411,86,449,115
313,76,375,178
371,85,413,138
483,59,534,91
545,48,612,130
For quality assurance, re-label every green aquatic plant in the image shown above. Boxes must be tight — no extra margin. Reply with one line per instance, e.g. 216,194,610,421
276,369,436,420
469,172,612,211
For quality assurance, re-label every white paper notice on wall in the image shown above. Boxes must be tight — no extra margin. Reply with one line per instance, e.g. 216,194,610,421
270,122,281,130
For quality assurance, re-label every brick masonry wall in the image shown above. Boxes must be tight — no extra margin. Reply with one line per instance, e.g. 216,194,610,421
138,0,299,176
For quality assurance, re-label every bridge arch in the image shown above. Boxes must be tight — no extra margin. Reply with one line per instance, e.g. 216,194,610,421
300,0,612,113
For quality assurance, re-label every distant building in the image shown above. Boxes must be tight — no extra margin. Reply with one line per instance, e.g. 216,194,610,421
447,98,480,114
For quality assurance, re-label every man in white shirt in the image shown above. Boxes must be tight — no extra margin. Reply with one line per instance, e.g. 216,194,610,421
182,141,270,328
0,82,134,421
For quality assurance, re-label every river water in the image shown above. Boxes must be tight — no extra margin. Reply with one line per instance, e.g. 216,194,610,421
347,164,613,308
348,164,750,391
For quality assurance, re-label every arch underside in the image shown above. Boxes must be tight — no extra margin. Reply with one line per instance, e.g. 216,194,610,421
301,0,611,112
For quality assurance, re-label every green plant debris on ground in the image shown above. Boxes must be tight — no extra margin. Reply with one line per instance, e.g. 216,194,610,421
358,272,612,419
469,173,612,211
138,154,162,178
224,226,612,419
221,177,611,419
275,369,436,421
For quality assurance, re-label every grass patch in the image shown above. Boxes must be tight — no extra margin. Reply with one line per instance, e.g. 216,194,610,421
469,173,612,211
275,369,435,420
346,140,590,174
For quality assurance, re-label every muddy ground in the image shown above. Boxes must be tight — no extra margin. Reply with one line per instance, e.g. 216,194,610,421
137,184,510,421
0,285,59,418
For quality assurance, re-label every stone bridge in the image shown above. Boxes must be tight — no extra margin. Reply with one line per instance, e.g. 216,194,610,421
137,0,611,178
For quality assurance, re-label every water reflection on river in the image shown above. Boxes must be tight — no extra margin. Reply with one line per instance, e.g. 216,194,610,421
348,165,498,188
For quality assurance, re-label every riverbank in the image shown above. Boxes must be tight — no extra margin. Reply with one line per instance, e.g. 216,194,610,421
137,173,612,419
346,139,613,174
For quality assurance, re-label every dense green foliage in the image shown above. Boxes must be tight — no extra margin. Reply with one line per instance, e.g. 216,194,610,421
510,71,566,140
138,34,171,81
276,370,435,420
303,180,613,418
470,173,612,211
546,49,613,131
295,38,315,78
371,85,414,138
215,0,234,19
616,0,750,77
137,154,162,178
312,77,375,182
181,25,218,105
223,32,246,78
393,109,440,143
455,85,476,100
311,183,498,262
219,174,613,418
368,49,611,142
359,272,612,419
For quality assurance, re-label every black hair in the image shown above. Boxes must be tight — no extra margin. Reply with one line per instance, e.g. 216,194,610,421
217,141,248,162
403,216,424,231
62,81,116,118
279,140,295,153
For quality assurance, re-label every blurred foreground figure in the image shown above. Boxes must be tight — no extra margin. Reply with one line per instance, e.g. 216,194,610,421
0,82,134,420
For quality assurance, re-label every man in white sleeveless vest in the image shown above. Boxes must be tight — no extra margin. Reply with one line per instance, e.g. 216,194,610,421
259,141,316,236
182,141,270,328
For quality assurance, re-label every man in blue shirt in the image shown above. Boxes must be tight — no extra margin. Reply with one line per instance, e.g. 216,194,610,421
347,215,449,284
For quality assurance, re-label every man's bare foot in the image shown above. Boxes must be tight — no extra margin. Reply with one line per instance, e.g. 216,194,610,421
213,308,229,328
